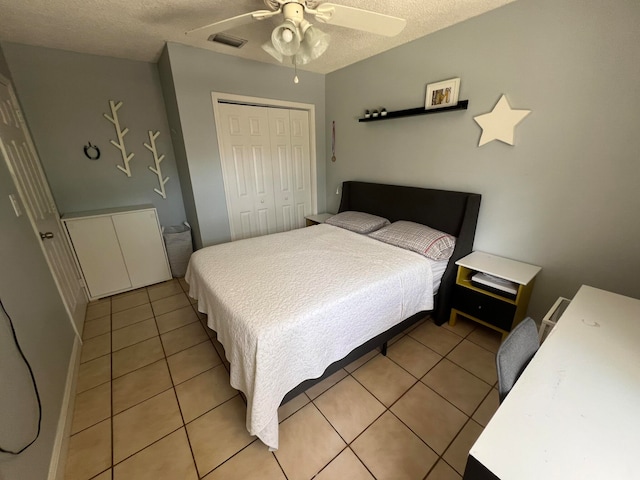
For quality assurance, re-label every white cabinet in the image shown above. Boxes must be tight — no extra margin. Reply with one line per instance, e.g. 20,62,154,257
62,205,171,300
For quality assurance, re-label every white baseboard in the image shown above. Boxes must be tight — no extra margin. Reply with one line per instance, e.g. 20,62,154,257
48,337,81,480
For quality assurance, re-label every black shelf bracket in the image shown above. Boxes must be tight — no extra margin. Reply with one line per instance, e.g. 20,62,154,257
358,100,469,122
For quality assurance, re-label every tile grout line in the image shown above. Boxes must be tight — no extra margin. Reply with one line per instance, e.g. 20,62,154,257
342,338,482,478
407,328,498,388
164,282,246,479
89,283,496,480
310,395,384,478
146,290,202,479
107,284,203,476
308,341,437,478
110,295,114,480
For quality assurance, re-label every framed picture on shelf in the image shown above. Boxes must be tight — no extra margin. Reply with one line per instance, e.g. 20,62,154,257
425,78,460,110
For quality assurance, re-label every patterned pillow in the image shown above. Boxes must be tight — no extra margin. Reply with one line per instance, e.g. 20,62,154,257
368,221,457,260
325,211,390,234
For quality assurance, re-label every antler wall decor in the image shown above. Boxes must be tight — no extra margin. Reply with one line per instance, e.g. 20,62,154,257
144,130,169,199
103,100,135,176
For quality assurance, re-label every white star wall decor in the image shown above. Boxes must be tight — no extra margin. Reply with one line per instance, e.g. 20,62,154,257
474,95,531,147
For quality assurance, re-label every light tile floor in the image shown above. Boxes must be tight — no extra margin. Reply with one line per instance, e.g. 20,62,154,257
65,278,501,480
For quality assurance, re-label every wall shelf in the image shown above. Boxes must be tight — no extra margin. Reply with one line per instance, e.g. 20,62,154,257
359,100,469,122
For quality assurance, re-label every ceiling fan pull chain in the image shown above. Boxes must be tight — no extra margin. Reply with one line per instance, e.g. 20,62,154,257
293,58,299,84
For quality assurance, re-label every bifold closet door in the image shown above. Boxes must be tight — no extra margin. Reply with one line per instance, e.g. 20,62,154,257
217,103,278,240
218,103,312,240
268,108,312,232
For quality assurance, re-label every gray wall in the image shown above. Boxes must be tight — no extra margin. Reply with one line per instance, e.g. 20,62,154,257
0,61,76,479
1,43,186,227
160,43,326,248
0,46,11,81
158,47,202,248
326,0,640,321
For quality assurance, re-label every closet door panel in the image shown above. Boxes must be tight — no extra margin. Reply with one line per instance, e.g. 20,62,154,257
268,108,295,232
219,103,277,239
290,110,312,229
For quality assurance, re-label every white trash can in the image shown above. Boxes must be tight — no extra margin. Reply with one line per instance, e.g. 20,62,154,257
162,222,193,278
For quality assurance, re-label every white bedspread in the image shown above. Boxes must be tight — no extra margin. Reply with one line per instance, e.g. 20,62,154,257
185,224,435,450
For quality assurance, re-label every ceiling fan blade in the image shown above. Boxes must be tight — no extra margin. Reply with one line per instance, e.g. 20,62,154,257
186,9,278,36
313,4,406,37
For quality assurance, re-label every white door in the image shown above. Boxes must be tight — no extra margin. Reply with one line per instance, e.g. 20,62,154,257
218,103,278,240
0,78,87,338
268,108,312,231
218,103,312,239
287,109,312,229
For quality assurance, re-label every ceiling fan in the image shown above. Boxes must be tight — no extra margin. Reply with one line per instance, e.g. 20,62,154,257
186,1,406,69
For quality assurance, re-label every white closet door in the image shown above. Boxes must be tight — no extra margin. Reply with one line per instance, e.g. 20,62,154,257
268,108,312,232
112,209,171,288
65,217,131,298
218,103,277,240
268,108,295,232
289,109,312,229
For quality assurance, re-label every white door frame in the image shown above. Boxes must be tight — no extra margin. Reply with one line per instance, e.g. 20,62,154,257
211,92,318,238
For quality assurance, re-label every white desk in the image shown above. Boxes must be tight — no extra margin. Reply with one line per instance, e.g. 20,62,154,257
466,285,640,480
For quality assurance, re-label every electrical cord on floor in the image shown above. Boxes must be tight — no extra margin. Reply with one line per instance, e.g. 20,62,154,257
0,298,42,455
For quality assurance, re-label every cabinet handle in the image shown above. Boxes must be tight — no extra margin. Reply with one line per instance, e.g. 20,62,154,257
40,231,54,240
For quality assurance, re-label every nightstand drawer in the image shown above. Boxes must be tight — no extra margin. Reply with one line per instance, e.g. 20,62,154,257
453,285,516,330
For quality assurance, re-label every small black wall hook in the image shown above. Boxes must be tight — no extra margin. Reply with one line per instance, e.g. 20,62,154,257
83,141,101,160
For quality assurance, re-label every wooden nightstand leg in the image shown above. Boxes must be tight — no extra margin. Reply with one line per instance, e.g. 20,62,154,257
449,309,458,327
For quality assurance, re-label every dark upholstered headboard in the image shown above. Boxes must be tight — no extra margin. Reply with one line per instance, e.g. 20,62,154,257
338,181,481,324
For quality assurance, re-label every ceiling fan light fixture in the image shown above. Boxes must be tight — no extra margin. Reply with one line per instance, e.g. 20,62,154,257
262,41,284,62
302,26,330,60
271,19,301,56
294,32,329,65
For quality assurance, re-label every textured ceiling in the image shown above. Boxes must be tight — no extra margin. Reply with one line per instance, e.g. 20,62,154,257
0,0,516,74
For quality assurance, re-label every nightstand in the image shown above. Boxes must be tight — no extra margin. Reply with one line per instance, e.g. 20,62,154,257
305,213,334,227
450,251,541,340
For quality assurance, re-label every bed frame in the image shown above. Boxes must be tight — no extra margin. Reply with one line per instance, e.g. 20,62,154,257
281,181,481,404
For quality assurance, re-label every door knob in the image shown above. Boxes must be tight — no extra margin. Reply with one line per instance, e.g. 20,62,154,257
40,232,54,240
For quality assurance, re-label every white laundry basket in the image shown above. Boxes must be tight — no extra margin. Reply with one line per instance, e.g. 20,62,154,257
162,222,193,278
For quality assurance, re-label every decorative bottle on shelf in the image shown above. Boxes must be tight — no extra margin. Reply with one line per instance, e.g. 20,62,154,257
372,110,379,117
364,110,371,118
380,108,387,117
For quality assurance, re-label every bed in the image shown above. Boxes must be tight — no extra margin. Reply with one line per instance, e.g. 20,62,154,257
185,181,481,449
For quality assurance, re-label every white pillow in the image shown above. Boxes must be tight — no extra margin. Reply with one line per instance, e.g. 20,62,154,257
325,211,390,234
368,221,457,260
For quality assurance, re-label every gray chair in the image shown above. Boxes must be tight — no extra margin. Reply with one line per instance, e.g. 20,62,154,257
496,317,539,403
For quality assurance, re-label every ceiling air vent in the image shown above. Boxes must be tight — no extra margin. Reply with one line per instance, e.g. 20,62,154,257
208,33,247,48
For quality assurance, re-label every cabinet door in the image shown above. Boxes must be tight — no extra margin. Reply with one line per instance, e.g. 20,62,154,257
65,216,131,298
112,209,171,288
